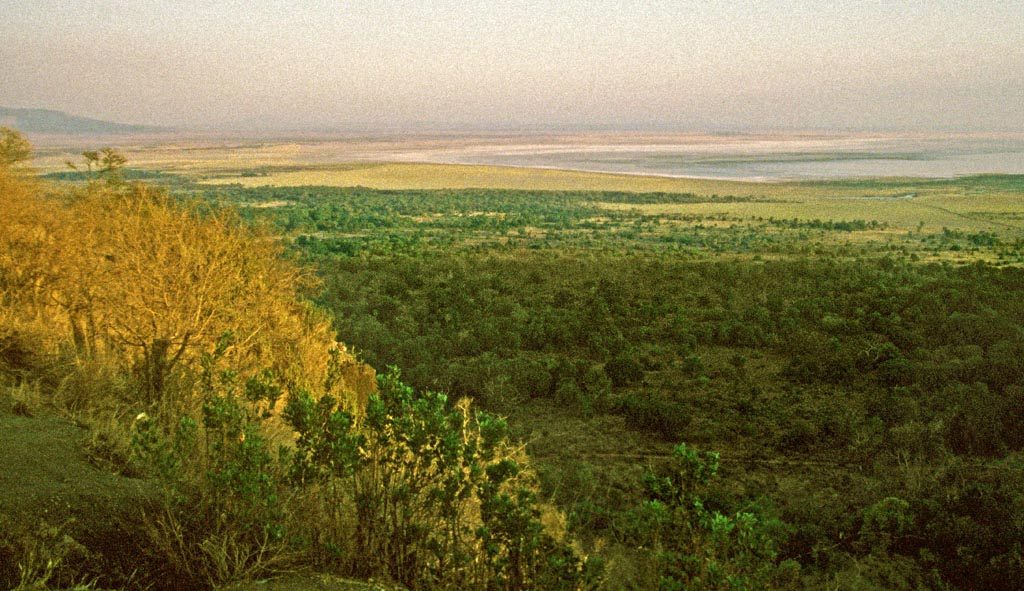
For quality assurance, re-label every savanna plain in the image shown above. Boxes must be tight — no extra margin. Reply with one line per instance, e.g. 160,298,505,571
3,131,1024,591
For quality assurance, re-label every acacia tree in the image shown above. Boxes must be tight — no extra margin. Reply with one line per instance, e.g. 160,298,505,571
0,127,31,167
3,133,370,414
65,183,325,407
99,147,125,169
82,150,100,174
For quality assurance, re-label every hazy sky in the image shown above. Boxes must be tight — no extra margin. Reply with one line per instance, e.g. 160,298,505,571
2,0,1022,132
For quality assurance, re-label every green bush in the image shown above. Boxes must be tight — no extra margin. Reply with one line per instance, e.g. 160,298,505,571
620,443,798,590
618,394,692,440
130,341,292,587
857,497,914,555
282,367,596,590
604,355,644,387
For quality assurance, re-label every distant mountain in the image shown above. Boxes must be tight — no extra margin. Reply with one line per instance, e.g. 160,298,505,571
0,107,169,134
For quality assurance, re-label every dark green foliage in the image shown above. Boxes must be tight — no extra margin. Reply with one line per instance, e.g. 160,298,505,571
286,214,1024,588
308,250,1024,589
42,167,194,186
857,497,913,555
605,354,644,387
618,394,692,440
621,444,799,590
282,390,362,483
129,344,290,587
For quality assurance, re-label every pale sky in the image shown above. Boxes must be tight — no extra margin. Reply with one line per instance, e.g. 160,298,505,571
1,0,1022,132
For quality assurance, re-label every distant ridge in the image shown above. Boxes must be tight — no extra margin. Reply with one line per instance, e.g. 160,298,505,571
0,107,169,134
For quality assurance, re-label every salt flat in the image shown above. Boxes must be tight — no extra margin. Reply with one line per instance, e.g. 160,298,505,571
30,131,1024,180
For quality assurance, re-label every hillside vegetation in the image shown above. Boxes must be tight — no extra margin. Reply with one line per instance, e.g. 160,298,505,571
4,127,1024,591
0,130,592,591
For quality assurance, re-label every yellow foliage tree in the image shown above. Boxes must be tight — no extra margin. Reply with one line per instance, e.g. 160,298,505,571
0,132,372,415
0,169,59,369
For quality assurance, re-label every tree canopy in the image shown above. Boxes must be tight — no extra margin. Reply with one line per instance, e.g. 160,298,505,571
0,127,31,167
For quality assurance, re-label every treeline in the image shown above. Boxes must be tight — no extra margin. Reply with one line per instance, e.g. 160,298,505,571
196,185,792,242
764,217,886,231
196,184,1023,266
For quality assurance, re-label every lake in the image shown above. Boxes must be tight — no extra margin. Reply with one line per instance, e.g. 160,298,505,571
390,132,1024,181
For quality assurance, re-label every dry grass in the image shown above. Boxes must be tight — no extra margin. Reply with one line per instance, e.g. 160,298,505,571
603,200,1024,235
200,161,786,194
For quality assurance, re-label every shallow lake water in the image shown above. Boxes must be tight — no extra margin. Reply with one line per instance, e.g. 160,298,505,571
408,133,1024,181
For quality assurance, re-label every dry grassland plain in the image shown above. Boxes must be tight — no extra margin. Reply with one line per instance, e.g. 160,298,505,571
33,136,1024,236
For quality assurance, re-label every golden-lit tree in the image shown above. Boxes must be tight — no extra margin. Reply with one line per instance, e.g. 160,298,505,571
59,182,364,407
0,169,56,356
1,131,372,413
84,184,312,398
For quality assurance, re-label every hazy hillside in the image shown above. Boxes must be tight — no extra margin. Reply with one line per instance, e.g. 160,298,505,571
0,107,167,134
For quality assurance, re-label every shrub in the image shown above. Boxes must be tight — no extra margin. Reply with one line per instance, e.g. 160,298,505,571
283,367,596,590
777,418,820,453
604,355,644,387
622,443,798,590
945,383,1008,457
678,353,705,377
130,341,293,588
857,497,914,555
618,394,692,440
0,516,91,591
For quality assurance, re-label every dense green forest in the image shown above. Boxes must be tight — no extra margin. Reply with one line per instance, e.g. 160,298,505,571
188,180,1024,589
4,144,1024,590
